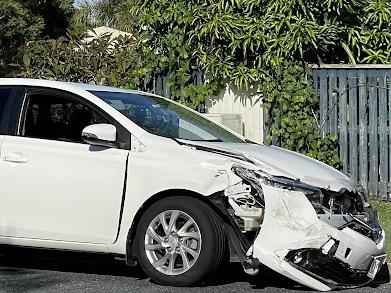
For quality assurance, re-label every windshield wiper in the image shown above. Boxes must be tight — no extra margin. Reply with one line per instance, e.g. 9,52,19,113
175,140,253,163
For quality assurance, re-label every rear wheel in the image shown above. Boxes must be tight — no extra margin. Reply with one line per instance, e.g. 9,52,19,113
134,196,226,286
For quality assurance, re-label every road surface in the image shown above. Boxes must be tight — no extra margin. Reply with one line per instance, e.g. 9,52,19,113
0,247,389,293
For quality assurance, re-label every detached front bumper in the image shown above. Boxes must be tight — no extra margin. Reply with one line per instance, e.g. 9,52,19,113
250,183,387,291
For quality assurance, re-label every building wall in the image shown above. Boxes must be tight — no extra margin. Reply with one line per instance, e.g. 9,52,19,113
205,84,264,143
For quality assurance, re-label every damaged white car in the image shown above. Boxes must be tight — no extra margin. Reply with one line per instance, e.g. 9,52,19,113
0,79,387,291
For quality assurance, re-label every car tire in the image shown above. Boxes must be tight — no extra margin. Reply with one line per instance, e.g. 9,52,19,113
134,196,226,286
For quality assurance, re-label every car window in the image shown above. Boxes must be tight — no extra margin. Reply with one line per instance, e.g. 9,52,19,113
23,93,108,143
90,91,245,143
0,86,26,135
0,88,12,134
0,89,10,115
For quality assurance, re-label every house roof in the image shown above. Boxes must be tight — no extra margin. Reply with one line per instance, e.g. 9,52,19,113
83,26,134,43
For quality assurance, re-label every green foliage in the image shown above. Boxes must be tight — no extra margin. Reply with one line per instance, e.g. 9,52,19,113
69,2,96,38
262,63,342,168
0,0,75,76
346,0,391,63
125,0,346,167
31,0,75,39
0,0,43,74
370,200,391,256
13,34,146,89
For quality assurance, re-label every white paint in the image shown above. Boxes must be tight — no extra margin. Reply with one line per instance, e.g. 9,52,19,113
82,123,117,142
205,84,263,143
176,140,354,191
0,136,128,243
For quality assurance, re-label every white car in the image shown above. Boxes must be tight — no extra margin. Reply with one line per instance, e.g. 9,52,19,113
0,78,387,291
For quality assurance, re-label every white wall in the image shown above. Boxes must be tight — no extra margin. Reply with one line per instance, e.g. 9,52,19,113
205,84,264,143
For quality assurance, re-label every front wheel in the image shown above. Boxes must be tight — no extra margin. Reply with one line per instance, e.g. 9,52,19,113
134,196,226,286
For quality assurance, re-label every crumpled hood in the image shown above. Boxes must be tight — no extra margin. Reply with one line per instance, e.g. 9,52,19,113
181,140,354,191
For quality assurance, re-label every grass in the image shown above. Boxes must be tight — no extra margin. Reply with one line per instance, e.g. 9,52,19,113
370,199,391,257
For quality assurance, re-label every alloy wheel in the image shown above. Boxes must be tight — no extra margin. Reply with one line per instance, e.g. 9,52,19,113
144,210,202,276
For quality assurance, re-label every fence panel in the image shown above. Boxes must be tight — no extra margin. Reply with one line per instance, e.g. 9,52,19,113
368,71,379,196
319,71,329,137
314,65,391,200
338,70,348,174
348,70,358,184
329,69,338,136
357,70,368,190
379,71,388,196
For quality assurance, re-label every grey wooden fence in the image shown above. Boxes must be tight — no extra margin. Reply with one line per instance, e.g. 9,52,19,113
313,65,391,200
141,72,203,98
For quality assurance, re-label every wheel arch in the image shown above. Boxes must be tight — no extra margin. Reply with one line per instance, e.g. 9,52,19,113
125,188,226,265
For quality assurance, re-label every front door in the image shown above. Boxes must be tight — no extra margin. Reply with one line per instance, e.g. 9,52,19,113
0,89,129,244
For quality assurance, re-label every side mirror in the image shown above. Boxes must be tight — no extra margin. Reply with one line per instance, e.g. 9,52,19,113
82,124,117,148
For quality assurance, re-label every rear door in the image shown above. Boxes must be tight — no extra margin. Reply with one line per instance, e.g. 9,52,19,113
0,87,130,244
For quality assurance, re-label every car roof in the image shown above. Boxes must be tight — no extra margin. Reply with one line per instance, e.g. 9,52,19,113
0,78,155,96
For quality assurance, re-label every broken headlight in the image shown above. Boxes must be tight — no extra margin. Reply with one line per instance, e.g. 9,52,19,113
231,166,265,205
232,166,324,212
227,166,265,232
231,166,264,185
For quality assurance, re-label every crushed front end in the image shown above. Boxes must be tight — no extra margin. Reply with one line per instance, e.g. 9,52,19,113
218,166,387,291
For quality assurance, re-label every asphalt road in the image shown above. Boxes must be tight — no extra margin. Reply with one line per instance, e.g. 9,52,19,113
0,247,390,293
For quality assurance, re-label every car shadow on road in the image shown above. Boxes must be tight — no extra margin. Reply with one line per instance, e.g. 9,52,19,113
204,263,311,291
0,246,147,293
0,246,311,291
0,246,145,278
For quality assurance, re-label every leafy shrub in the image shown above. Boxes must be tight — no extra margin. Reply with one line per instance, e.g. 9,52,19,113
12,34,147,88
262,62,342,169
0,0,74,76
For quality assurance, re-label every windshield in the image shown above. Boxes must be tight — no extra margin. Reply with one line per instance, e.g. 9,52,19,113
90,91,245,143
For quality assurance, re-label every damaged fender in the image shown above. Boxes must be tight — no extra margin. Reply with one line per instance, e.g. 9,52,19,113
251,183,386,291
221,166,387,291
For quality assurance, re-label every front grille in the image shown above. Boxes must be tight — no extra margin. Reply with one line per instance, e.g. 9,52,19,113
286,249,370,287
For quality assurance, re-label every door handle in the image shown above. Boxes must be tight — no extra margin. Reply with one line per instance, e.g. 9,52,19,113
3,152,29,163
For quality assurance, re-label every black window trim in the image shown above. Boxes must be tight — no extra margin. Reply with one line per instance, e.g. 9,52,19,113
19,86,131,150
17,87,28,135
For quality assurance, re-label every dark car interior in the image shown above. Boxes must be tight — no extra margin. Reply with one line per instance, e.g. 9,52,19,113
23,94,107,143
